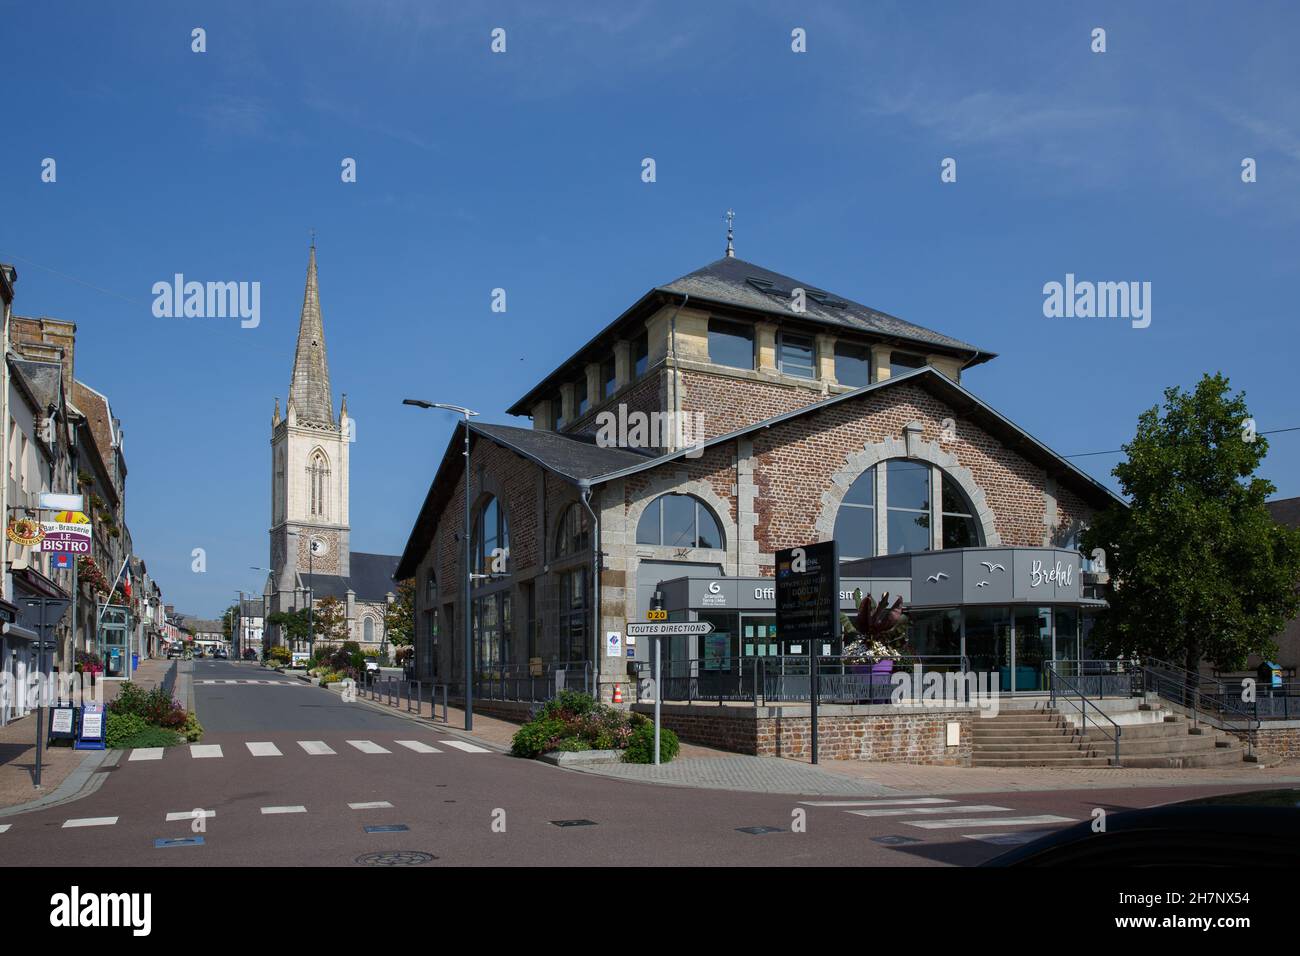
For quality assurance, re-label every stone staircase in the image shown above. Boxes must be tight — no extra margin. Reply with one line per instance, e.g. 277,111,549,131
971,703,1249,768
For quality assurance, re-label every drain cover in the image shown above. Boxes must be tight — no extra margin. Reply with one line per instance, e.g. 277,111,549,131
364,825,410,833
550,819,597,828
355,851,437,866
736,826,786,835
155,837,205,848
870,835,922,846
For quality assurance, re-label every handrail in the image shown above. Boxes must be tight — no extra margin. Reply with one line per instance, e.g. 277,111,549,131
1046,661,1122,767
1141,659,1259,756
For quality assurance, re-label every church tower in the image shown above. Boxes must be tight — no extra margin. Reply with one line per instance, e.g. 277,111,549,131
270,242,352,600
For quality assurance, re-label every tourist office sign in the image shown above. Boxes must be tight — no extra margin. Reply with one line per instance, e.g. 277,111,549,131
40,511,92,557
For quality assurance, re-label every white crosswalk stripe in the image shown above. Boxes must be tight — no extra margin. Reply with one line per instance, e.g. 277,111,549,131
440,740,491,753
165,810,216,822
63,817,117,828
190,744,223,759
260,806,306,815
348,802,393,810
394,740,440,754
347,740,391,754
246,742,282,756
800,798,956,807
963,830,1058,845
908,814,1077,830
298,740,336,755
0,824,10,834
848,804,1010,818
128,747,165,761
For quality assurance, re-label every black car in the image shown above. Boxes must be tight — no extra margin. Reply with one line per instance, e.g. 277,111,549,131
982,788,1300,867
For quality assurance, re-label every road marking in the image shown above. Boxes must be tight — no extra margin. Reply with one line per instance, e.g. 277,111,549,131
963,830,1057,845
394,740,441,754
799,798,957,807
847,804,1010,818
440,740,491,753
165,810,216,822
128,747,165,761
0,824,10,834
260,806,307,815
246,741,282,756
63,817,118,828
907,814,1077,830
190,744,223,759
298,740,336,755
348,802,394,810
347,740,392,754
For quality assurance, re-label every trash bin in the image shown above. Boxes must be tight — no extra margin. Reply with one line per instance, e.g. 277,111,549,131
132,654,139,670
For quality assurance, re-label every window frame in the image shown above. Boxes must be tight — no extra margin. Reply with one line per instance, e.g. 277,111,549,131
635,493,725,550
707,318,756,371
778,331,816,379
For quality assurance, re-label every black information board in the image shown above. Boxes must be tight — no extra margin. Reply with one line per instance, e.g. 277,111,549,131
774,540,840,647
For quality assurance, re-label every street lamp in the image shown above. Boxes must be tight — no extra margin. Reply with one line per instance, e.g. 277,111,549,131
404,398,478,731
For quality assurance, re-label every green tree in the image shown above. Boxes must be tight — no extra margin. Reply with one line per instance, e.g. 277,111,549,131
314,595,348,644
1083,374,1300,674
221,604,238,642
383,579,415,648
267,608,312,647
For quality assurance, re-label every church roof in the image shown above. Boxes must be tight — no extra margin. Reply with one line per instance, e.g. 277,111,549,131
288,244,335,426
303,551,403,604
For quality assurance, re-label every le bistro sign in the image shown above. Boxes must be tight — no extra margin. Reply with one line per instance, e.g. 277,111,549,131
40,511,93,556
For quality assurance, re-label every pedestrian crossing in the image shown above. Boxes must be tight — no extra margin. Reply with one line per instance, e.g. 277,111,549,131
195,679,310,686
798,796,1076,844
0,799,415,836
122,736,494,762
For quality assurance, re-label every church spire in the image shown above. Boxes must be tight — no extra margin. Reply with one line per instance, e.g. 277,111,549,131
288,241,334,426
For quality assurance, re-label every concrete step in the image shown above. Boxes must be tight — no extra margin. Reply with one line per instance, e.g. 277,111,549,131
973,727,1082,738
1119,747,1246,769
1098,735,1226,756
973,741,1094,753
1072,720,1189,741
971,756,1113,768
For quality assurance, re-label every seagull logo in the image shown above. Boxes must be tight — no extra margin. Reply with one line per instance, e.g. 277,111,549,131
926,572,949,583
980,561,1005,573
975,580,990,588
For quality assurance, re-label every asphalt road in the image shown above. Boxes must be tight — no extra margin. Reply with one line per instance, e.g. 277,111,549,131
0,660,1274,867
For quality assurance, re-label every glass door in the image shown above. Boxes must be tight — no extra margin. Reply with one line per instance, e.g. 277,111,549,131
963,607,1011,695
1012,606,1052,692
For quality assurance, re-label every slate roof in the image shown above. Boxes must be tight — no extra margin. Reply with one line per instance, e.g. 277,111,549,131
1266,497,1300,528
10,358,61,411
287,244,335,426
659,257,990,356
509,255,996,415
473,422,654,482
303,551,402,604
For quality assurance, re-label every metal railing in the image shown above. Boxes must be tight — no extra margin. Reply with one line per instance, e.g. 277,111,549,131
472,660,593,703
361,673,450,722
639,655,971,705
1141,658,1259,754
1045,661,1122,767
1045,658,1140,699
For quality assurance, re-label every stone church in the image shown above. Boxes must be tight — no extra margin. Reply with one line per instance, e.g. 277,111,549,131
265,243,401,654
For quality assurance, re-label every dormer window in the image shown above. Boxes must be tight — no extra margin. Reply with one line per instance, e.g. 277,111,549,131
778,332,815,379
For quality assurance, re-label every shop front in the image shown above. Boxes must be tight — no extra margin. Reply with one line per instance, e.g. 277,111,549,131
648,546,1105,697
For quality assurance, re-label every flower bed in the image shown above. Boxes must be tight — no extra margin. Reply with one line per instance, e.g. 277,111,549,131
510,690,679,764
106,681,202,748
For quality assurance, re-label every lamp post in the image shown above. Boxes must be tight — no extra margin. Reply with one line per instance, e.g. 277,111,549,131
250,567,276,657
404,399,478,731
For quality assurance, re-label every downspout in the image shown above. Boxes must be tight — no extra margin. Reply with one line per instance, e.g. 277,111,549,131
578,482,600,698
667,293,689,451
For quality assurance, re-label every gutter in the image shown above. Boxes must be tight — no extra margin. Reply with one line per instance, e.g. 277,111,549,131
578,483,601,694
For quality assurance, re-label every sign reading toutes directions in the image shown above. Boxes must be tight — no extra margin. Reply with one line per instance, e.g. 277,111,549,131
626,621,714,638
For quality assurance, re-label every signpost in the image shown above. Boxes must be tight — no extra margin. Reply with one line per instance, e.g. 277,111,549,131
775,541,840,765
626,615,714,765
20,597,70,787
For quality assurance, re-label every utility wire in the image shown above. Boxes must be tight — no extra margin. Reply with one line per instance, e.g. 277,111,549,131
0,252,147,307
1064,426,1300,459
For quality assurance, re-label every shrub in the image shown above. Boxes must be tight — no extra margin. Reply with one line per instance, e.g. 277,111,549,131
622,722,679,764
180,712,203,743
510,717,565,758
105,712,149,748
539,689,598,721
110,682,149,719
554,736,591,752
116,725,184,749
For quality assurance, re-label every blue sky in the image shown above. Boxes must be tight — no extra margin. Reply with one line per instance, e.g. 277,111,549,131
3,1,1298,617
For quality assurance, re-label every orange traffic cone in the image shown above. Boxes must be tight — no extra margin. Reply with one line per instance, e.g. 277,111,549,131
612,683,623,704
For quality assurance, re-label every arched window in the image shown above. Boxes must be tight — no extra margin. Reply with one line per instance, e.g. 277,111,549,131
472,495,510,575
636,493,724,549
833,460,983,558
555,503,590,558
363,617,375,642
308,450,329,518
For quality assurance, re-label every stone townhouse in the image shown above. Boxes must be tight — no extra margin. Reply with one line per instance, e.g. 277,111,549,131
396,245,1121,703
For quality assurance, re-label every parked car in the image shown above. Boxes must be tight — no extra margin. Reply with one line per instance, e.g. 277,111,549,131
982,789,1300,867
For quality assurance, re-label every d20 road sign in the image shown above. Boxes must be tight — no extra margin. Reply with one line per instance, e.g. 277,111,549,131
625,621,715,638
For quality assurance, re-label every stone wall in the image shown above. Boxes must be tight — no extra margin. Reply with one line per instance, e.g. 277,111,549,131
632,702,975,765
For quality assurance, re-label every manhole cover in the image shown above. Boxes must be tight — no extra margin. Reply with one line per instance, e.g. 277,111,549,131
870,835,922,846
550,819,597,828
736,826,786,835
363,825,410,833
355,851,437,866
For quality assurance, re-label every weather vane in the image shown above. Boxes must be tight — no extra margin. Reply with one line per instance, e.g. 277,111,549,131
725,209,735,258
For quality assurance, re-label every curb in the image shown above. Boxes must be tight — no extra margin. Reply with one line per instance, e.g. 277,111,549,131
0,749,122,818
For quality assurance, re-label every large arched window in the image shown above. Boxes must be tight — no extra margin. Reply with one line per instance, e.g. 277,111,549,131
834,460,982,558
555,503,590,558
363,617,375,642
308,450,329,518
472,495,510,575
636,493,724,549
